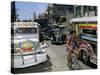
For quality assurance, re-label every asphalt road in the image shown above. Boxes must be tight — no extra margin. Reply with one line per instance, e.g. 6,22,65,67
46,41,95,71
13,40,97,74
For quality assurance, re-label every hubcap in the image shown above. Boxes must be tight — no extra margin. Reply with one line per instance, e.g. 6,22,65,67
82,51,88,63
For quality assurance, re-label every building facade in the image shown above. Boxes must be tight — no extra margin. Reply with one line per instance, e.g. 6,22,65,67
74,5,97,18
48,4,74,25
71,5,97,35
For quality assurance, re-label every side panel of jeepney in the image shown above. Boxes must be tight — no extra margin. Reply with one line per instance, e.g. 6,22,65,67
79,23,97,54
71,23,97,36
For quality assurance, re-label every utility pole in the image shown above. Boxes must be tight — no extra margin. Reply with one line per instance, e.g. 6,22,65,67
47,4,50,24
33,12,36,21
16,9,20,21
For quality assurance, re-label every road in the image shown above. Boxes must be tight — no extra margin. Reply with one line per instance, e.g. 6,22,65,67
13,41,96,74
46,41,93,71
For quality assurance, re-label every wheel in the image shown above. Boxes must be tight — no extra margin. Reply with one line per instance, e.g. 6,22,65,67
80,50,90,65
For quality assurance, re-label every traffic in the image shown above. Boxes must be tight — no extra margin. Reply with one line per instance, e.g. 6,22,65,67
11,16,97,69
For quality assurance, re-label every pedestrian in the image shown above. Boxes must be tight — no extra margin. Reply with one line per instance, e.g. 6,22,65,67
66,31,79,68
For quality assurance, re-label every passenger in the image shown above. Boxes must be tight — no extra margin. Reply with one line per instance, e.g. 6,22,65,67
66,31,79,68
40,40,48,48
39,34,48,51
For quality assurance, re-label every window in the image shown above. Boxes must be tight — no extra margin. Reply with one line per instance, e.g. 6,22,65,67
89,6,95,11
15,28,37,34
81,28,97,38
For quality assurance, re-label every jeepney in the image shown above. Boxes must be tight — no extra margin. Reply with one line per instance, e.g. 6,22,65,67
11,22,48,68
69,16,97,65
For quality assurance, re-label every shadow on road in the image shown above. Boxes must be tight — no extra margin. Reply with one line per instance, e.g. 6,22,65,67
12,60,52,74
87,62,97,69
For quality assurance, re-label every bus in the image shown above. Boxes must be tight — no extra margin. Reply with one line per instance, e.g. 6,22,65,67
11,22,48,68
69,16,97,65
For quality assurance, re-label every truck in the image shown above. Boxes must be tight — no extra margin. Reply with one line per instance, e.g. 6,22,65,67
69,16,97,65
11,22,48,68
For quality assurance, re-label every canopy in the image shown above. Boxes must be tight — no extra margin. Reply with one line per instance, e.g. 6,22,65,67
70,16,97,23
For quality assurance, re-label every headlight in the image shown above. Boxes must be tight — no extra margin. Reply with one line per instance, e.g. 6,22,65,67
51,37,53,40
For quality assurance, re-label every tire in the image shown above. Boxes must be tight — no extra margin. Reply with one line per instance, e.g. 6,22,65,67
80,50,90,65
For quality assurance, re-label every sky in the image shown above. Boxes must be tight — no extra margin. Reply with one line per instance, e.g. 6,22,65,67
15,1,48,20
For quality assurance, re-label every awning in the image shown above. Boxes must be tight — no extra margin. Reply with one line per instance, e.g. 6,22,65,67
70,16,97,23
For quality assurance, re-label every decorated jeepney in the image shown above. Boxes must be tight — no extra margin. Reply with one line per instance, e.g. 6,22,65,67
69,16,97,65
11,22,48,68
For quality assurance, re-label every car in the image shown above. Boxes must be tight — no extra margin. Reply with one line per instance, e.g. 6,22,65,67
51,28,66,44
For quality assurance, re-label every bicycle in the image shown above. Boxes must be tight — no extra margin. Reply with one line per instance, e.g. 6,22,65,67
67,49,81,70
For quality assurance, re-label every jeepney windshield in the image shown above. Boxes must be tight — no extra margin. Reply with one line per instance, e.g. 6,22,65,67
12,41,40,54
15,28,38,34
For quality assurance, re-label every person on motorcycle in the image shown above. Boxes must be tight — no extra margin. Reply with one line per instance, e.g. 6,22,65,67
66,31,79,68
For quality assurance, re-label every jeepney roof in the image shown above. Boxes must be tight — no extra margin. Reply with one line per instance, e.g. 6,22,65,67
70,16,97,23
12,22,39,28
